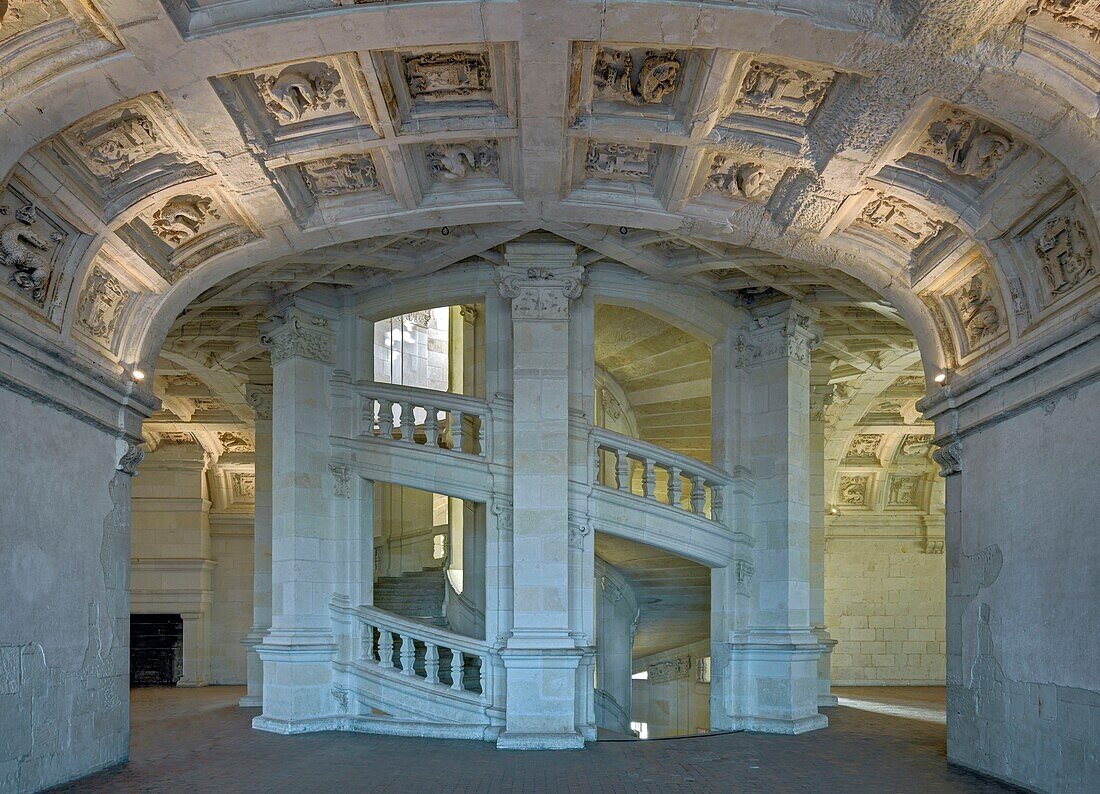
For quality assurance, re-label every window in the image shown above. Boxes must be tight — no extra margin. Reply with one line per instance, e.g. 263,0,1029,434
630,721,649,739
631,669,649,680
433,533,446,560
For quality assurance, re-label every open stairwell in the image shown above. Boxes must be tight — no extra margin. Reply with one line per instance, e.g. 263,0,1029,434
374,566,448,627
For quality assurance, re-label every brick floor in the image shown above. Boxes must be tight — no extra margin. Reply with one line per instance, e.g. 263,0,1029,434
55,686,1019,793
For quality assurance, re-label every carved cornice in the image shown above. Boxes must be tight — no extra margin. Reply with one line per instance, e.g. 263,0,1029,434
259,307,335,365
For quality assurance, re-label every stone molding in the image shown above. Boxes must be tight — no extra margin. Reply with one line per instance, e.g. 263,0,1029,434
259,307,335,365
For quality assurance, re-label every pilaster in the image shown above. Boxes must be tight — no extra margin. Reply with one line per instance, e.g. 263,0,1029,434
809,373,838,708
240,378,272,708
727,300,827,734
494,238,587,750
254,305,340,731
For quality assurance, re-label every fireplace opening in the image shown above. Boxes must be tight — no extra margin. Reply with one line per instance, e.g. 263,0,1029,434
130,614,184,687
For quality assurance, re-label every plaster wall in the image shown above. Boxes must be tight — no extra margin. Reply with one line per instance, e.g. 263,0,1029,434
946,370,1100,792
825,538,945,685
0,386,130,792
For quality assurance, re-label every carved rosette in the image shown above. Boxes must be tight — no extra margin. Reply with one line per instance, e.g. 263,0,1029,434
932,434,963,477
495,264,588,320
259,307,335,365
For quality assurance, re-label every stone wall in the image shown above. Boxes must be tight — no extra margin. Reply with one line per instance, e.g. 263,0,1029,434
630,640,710,739
825,537,945,685
209,517,253,684
0,386,130,792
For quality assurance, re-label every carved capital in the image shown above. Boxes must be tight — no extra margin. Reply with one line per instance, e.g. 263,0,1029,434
245,383,273,420
932,433,963,477
495,259,587,320
260,307,335,365
737,302,821,368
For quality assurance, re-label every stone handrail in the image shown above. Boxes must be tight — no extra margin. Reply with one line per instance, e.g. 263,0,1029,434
336,601,491,700
590,427,731,525
355,381,488,458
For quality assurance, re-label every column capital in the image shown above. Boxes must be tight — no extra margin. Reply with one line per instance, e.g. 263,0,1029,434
259,306,335,365
496,239,586,320
737,300,822,368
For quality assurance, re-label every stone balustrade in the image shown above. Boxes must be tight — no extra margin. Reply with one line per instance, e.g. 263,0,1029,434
345,604,491,700
591,427,731,525
356,382,488,458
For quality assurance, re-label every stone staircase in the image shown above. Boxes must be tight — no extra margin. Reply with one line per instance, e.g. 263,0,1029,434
374,566,448,627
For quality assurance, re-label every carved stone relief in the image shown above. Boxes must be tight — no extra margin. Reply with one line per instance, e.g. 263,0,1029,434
218,432,252,453
732,61,833,125
76,264,131,343
299,155,379,196
0,0,66,42
951,269,1002,350
404,51,491,102
160,431,196,445
846,434,883,459
918,107,1016,180
705,155,773,200
857,193,943,248
898,434,933,458
648,655,693,683
150,195,220,246
496,264,588,320
232,472,256,499
0,201,64,304
329,463,351,498
255,62,346,124
887,475,919,506
734,558,754,596
1032,208,1096,300
585,142,657,181
427,141,499,181
592,49,683,105
190,397,224,412
1035,0,1100,40
69,107,166,180
838,475,869,505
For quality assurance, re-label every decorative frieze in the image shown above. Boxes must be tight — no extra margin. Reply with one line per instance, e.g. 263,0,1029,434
260,307,336,365
647,655,693,683
732,60,834,125
585,142,657,181
0,200,65,305
705,155,774,201
404,51,491,102
76,264,131,343
299,155,379,196
255,62,346,124
918,107,1016,180
856,193,943,248
592,49,683,105
427,141,499,181
838,475,869,505
150,195,220,246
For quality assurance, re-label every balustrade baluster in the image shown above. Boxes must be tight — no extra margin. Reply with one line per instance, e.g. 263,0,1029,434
450,649,465,691
361,624,376,662
378,399,394,439
667,465,682,507
378,629,394,668
593,445,602,483
400,402,415,442
690,475,706,514
399,634,416,675
615,449,630,492
361,399,376,437
477,656,486,696
642,458,656,499
424,643,440,684
711,484,724,523
451,410,464,453
476,416,485,456
424,407,439,446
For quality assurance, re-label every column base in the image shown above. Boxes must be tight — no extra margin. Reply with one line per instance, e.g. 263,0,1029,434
725,630,826,735
813,627,839,707
256,630,338,723
238,694,263,708
496,731,585,750
729,713,829,734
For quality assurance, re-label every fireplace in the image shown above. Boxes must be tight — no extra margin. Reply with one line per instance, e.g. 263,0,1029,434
130,614,184,686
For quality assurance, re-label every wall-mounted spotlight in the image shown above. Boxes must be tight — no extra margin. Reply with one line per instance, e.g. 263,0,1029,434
933,371,947,385
828,506,839,515
131,369,146,382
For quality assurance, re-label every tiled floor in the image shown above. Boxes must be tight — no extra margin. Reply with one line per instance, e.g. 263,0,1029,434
56,686,1019,793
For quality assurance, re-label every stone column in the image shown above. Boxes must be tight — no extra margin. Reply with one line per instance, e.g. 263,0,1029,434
495,238,587,750
255,306,339,732
809,375,838,707
728,300,826,733
240,379,272,708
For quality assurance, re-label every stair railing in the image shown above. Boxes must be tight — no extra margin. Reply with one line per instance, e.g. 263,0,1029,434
590,427,732,525
355,382,489,458
334,602,493,701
